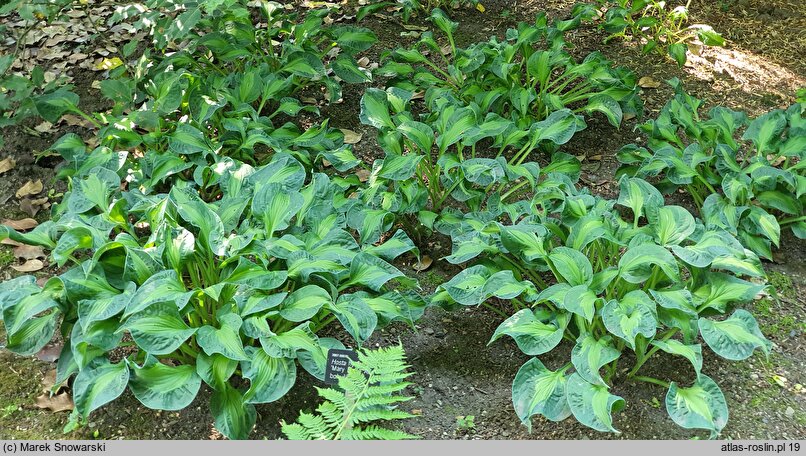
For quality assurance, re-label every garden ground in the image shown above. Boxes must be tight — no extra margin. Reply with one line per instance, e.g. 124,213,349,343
0,0,804,440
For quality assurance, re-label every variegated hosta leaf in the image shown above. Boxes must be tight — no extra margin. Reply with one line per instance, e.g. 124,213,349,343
618,244,680,284
512,358,571,430
571,334,621,386
562,284,599,324
602,290,657,349
617,177,664,223
566,373,625,433
693,273,765,313
648,205,695,246
489,309,567,355
651,340,703,376
436,265,534,306
666,374,728,438
128,357,202,410
548,246,593,286
699,309,771,361
241,346,297,404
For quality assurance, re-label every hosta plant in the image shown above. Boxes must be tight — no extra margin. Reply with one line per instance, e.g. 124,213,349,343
0,153,426,440
358,0,480,23
432,176,771,437
353,85,583,227
379,9,641,133
594,0,724,66
282,345,417,440
110,0,377,103
617,81,805,259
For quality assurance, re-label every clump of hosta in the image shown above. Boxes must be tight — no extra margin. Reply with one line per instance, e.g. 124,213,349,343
433,175,771,437
0,153,425,440
617,79,805,259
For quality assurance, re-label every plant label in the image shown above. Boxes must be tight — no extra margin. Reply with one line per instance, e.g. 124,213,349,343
324,348,358,385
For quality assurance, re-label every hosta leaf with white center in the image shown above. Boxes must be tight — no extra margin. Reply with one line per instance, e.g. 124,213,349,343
566,373,625,433
512,358,571,429
585,95,623,128
260,324,321,360
699,309,771,361
241,346,296,404
648,205,695,246
196,313,249,362
666,374,728,438
128,357,202,411
377,153,423,181
73,361,130,419
279,285,332,322
489,309,566,355
571,334,621,386
618,244,680,284
437,265,533,306
548,247,593,286
651,340,703,376
602,290,657,349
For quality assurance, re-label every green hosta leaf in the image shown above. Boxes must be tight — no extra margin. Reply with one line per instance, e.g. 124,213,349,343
585,95,623,127
398,121,435,153
617,177,664,223
364,230,418,262
651,340,703,376
128,358,202,410
430,8,458,39
532,109,581,145
252,183,304,236
360,88,394,130
124,302,196,355
693,273,765,313
210,384,256,440
196,313,249,361
296,337,344,382
618,244,679,284
668,43,687,66
566,373,625,433
649,205,695,246
755,191,801,216
346,253,405,291
377,153,422,181
500,225,548,261
196,353,237,390
328,297,378,346
562,285,599,324
5,310,60,356
169,123,211,155
512,358,571,430
489,309,565,356
666,374,728,438
260,324,320,359
670,230,738,268
332,26,377,54
34,89,79,123
437,266,532,306
436,108,475,153
548,246,593,286
602,290,657,349
347,206,394,245
699,309,771,361
241,346,296,404
73,361,130,419
571,334,621,386
742,109,786,154
280,285,331,322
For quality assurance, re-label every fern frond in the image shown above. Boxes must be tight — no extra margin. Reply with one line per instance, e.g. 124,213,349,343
282,345,419,440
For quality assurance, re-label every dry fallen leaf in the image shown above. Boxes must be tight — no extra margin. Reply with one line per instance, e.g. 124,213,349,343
638,76,661,89
2,218,38,230
34,121,53,133
36,343,62,363
34,393,74,412
340,128,363,144
356,169,371,182
10,259,44,272
13,244,46,261
16,179,44,198
0,157,15,174
413,255,433,272
1,239,23,247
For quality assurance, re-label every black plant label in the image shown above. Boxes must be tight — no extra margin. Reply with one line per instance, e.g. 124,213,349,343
324,348,358,385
